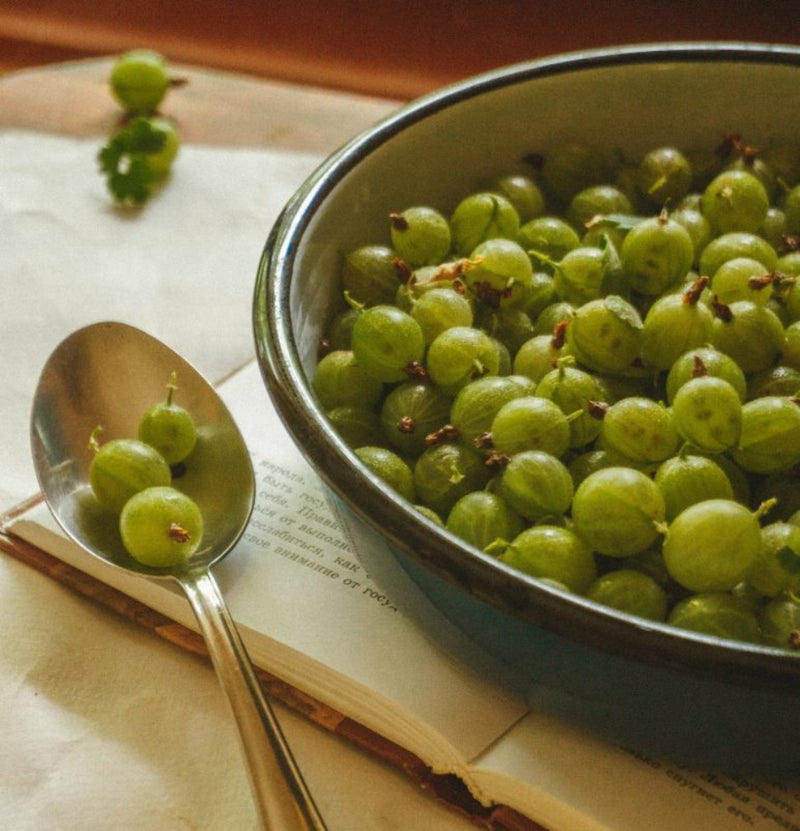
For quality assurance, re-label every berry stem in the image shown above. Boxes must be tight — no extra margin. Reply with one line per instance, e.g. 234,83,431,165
88,425,104,453
754,498,778,521
166,371,178,406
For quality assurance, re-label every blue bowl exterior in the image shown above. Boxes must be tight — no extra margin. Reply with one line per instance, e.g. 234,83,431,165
393,542,800,777
254,42,800,777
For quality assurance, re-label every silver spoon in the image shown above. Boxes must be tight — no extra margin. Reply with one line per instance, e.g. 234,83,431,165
30,320,328,831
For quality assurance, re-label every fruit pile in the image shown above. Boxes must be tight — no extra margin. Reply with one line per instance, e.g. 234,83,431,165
87,373,203,568
313,136,800,650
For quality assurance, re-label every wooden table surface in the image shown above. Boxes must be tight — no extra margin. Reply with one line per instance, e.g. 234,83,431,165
0,57,400,150
3,1,800,99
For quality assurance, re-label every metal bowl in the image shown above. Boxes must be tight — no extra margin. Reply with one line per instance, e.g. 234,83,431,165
254,42,800,777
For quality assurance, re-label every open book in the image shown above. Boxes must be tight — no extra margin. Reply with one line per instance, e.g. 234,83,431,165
3,359,799,831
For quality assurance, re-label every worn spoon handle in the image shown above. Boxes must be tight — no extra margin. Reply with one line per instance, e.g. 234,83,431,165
179,568,328,831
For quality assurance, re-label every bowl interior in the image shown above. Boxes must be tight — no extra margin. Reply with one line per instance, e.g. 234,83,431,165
257,44,800,685
289,46,800,375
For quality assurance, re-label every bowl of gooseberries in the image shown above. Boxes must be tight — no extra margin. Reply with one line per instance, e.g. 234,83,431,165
254,43,800,777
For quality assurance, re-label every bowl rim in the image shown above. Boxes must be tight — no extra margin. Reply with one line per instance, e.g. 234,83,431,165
255,41,800,692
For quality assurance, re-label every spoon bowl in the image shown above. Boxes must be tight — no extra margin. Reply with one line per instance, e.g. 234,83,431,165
31,321,327,831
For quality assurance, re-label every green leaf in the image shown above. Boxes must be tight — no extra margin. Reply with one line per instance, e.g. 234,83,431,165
97,117,167,205
777,545,800,575
585,213,648,231
600,234,625,296
604,295,643,330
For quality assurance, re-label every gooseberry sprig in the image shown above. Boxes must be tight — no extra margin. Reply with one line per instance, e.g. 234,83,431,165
98,50,184,206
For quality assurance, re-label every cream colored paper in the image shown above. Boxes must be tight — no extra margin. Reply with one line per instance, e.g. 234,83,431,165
0,129,482,831
0,129,319,510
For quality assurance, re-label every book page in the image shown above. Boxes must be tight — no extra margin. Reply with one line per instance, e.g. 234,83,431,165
7,359,528,790
471,710,800,831
217,361,529,764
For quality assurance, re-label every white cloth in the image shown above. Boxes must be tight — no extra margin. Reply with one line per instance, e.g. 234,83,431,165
0,130,476,830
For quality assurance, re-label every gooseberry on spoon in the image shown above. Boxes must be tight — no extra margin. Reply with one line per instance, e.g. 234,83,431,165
30,321,327,831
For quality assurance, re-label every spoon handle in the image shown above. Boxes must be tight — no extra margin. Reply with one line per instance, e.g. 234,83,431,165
180,568,329,831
